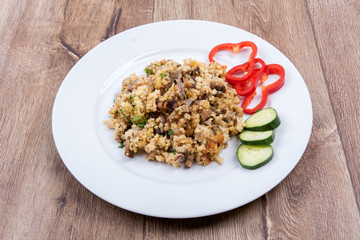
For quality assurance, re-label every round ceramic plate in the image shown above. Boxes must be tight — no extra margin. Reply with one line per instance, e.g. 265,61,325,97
52,20,312,218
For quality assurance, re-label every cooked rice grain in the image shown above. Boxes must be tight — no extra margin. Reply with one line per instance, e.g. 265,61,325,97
104,59,245,168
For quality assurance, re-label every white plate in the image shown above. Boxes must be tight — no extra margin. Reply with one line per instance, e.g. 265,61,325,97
52,20,312,218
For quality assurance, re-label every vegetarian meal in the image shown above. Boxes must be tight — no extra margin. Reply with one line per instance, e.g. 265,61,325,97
104,59,245,168
105,40,285,169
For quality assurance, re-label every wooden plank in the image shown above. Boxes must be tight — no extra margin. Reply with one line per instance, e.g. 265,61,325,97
306,0,360,208
145,203,265,240
251,0,360,238
153,0,192,20
0,0,153,238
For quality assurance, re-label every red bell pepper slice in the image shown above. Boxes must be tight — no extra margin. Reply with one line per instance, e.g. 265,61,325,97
241,89,269,114
209,41,257,75
262,64,285,93
241,64,285,114
225,62,250,83
231,58,266,96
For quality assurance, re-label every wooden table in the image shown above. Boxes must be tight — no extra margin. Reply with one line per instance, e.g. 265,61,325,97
1,0,359,238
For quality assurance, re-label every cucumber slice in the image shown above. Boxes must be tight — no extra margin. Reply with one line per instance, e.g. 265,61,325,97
237,144,274,169
239,130,275,145
245,108,281,131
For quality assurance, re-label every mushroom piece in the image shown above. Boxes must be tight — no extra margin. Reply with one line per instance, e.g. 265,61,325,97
200,109,212,121
210,82,226,93
175,78,186,99
190,67,200,79
233,118,238,126
199,89,208,100
124,140,133,158
148,111,160,119
126,80,137,92
157,99,177,112
174,154,186,164
184,154,195,168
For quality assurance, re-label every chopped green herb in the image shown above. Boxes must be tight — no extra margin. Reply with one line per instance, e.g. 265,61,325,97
113,99,116,104
118,142,124,148
119,108,127,118
167,148,176,154
145,68,151,76
168,129,174,135
160,73,168,79
131,116,148,128
130,94,136,104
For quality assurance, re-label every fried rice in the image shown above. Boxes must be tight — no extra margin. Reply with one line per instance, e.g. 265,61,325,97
104,59,245,168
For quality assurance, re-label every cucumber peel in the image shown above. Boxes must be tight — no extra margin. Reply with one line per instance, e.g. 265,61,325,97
245,108,281,131
237,144,274,169
239,130,275,145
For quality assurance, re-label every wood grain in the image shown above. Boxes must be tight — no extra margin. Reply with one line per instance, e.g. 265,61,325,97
250,0,360,238
1,0,360,239
306,0,360,209
144,204,265,240
0,0,152,239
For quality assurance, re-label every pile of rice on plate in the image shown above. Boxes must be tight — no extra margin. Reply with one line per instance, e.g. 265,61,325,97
104,59,245,168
